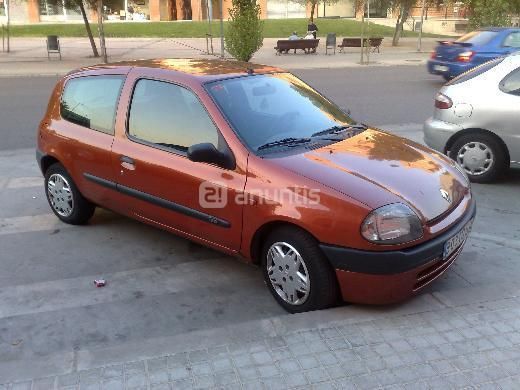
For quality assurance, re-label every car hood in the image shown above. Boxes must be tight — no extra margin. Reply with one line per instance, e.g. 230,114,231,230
272,129,469,222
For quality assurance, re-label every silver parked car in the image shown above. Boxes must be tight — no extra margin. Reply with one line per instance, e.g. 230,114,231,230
424,52,520,183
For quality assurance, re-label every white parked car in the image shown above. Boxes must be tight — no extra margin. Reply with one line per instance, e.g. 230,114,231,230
424,52,520,183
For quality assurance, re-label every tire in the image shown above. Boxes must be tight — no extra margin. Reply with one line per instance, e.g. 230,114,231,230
442,74,453,82
449,133,508,183
44,163,95,225
262,226,338,313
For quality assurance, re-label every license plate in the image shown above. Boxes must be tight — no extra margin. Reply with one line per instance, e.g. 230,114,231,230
443,219,473,260
434,65,449,72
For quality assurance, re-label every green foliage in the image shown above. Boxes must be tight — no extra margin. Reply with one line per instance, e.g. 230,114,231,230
465,0,517,28
225,0,263,62
7,18,445,38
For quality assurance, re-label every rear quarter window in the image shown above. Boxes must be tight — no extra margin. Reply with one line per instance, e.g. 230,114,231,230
61,75,125,135
499,67,520,96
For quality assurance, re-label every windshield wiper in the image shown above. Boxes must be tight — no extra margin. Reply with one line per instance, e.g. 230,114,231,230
257,137,311,151
311,123,367,138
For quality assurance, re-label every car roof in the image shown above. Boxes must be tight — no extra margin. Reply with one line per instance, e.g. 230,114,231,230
480,27,520,32
71,58,284,82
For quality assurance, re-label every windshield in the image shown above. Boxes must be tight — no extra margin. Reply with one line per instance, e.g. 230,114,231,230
206,73,356,152
455,30,498,46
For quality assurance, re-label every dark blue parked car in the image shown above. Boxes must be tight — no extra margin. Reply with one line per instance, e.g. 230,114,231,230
428,27,520,80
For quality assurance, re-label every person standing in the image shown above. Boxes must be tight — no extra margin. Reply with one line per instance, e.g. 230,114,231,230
307,19,318,39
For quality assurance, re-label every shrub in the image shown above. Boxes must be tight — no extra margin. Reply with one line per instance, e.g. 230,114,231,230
225,0,264,62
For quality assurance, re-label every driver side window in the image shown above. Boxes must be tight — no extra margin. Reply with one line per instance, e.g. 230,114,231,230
128,79,219,153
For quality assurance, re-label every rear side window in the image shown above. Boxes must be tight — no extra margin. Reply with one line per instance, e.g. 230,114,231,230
61,75,124,135
128,79,219,153
446,57,504,86
503,32,520,48
499,67,520,96
455,30,498,46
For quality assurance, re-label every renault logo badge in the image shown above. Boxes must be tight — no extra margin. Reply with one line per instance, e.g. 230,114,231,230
440,189,451,203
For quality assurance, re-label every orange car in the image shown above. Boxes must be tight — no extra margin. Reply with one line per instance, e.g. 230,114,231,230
37,59,475,313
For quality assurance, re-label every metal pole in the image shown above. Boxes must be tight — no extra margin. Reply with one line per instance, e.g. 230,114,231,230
417,0,425,52
366,0,370,64
359,1,365,64
219,0,224,58
6,0,10,53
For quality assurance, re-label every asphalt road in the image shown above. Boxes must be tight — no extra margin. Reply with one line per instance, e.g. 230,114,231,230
1,66,519,382
0,67,444,151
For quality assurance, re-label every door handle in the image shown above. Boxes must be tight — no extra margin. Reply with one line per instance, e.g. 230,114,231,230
120,156,134,164
120,156,135,171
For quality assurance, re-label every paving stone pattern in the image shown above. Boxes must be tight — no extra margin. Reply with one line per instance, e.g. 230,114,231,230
3,296,520,389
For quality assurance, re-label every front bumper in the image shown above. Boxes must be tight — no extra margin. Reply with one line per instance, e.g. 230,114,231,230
320,198,476,304
427,59,473,78
423,117,463,153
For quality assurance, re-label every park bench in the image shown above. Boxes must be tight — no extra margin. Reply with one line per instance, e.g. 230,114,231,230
338,37,383,53
274,39,320,55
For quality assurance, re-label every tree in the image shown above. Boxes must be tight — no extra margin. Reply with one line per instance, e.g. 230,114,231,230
43,0,99,57
290,0,340,22
464,0,520,28
390,0,415,46
225,0,263,62
355,0,414,46
94,0,107,62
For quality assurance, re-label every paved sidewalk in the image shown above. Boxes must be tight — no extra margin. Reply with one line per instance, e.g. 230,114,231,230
2,284,520,389
0,37,436,76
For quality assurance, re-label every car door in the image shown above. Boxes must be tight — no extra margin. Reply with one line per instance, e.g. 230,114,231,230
497,66,520,163
111,75,245,251
56,74,126,210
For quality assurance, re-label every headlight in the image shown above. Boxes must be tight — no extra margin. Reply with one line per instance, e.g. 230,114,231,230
361,203,423,244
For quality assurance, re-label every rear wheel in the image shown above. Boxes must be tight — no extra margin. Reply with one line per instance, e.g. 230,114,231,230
449,133,508,183
442,74,453,82
262,227,338,313
45,163,95,224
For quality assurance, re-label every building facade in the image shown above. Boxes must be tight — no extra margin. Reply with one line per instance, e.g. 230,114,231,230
1,0,361,24
0,0,464,34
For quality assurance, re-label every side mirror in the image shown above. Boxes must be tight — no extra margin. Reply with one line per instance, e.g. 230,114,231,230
187,143,235,169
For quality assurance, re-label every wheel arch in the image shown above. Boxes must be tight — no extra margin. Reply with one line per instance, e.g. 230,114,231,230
445,128,511,163
249,220,320,265
39,154,61,175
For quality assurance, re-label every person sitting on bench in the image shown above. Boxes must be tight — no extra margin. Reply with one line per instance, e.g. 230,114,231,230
288,32,299,40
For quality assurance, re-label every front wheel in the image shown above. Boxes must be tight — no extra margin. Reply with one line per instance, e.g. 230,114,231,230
45,163,96,224
262,227,338,313
449,133,508,183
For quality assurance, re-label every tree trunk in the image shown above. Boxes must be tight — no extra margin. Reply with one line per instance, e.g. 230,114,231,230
78,0,99,57
310,1,316,22
97,0,108,63
392,6,409,46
